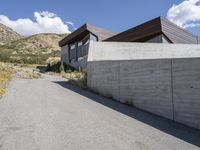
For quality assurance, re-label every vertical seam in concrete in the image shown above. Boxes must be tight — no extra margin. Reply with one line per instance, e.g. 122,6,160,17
119,61,121,100
171,59,175,120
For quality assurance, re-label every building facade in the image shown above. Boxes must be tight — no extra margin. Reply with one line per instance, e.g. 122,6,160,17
59,24,116,70
59,17,199,70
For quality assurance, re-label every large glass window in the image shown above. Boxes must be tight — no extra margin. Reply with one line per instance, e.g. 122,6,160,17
69,43,77,62
70,44,76,50
82,34,90,45
90,34,98,42
68,33,94,63
78,41,82,47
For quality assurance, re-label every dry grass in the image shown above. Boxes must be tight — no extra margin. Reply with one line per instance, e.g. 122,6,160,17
62,71,82,79
62,71,87,89
0,62,42,98
0,63,14,98
15,69,41,79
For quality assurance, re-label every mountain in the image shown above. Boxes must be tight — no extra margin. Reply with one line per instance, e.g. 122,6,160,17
0,24,68,64
7,33,67,55
0,23,21,45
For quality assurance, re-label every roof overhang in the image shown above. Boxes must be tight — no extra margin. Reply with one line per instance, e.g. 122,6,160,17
104,17,162,42
59,24,116,47
105,17,199,44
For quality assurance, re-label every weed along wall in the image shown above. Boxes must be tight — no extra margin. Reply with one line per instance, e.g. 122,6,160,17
87,42,200,130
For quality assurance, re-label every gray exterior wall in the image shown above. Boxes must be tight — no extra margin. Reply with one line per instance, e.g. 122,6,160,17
61,45,69,64
87,42,200,129
61,43,89,70
69,56,88,70
173,58,200,129
69,44,89,70
60,33,171,69
146,34,170,43
88,60,174,120
60,33,92,70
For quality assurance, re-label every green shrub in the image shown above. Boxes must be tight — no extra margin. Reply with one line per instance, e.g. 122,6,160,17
59,64,65,73
46,57,61,72
46,61,61,72
68,76,87,89
0,45,60,65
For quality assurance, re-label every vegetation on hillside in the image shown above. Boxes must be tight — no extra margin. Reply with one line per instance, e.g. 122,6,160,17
0,32,67,64
0,23,21,45
0,45,60,64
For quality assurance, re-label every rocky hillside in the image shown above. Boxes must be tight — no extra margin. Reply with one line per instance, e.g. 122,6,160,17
0,23,68,64
7,33,66,55
0,24,21,45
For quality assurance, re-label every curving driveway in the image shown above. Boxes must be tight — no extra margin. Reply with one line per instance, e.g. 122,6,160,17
0,74,199,150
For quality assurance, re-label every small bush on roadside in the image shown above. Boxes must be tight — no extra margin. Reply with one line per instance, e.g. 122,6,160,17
46,57,61,73
59,64,65,73
62,70,87,89
28,72,41,79
46,57,77,73
66,69,72,73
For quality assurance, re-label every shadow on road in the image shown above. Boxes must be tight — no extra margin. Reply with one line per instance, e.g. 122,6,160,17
54,81,200,147
36,65,47,73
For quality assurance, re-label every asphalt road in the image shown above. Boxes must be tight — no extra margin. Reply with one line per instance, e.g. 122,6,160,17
0,75,199,150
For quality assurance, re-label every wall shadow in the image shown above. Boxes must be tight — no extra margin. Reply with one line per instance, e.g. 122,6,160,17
54,81,200,147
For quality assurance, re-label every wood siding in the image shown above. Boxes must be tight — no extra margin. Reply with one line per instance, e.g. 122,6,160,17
105,17,162,42
161,18,198,44
105,17,199,44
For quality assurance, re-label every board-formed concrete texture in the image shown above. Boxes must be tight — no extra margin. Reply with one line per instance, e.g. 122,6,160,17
172,58,200,129
88,61,120,100
87,42,200,129
120,60,173,120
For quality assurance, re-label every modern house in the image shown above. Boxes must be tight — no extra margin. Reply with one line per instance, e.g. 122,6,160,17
59,17,200,130
59,17,199,69
59,23,116,69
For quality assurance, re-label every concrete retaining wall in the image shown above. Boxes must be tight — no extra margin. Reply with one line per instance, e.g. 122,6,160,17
172,58,200,129
87,42,200,129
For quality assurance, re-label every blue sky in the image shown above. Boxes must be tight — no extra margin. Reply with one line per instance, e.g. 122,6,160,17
0,0,200,36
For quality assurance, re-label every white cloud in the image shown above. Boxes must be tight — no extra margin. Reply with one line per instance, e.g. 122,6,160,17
167,0,200,28
66,21,77,30
66,21,74,26
0,11,71,36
